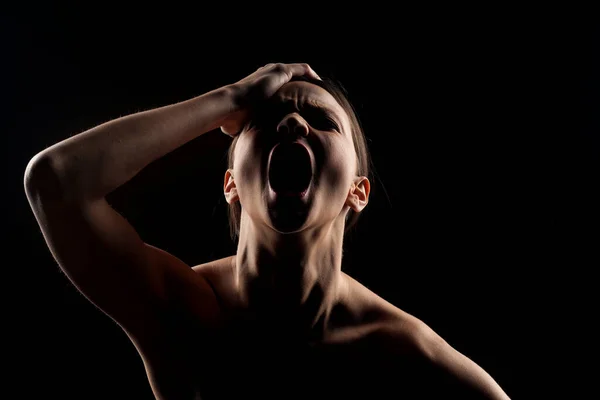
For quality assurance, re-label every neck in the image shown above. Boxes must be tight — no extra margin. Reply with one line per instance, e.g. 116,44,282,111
234,213,348,337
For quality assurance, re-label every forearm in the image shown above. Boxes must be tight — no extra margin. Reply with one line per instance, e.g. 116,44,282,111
30,85,236,202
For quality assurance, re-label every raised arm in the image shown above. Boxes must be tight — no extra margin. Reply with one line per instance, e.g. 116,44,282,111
23,63,320,341
26,63,319,204
22,83,240,340
26,84,236,204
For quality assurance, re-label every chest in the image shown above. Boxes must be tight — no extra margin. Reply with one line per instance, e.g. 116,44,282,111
157,325,382,399
189,344,395,399
150,312,462,399
163,325,424,399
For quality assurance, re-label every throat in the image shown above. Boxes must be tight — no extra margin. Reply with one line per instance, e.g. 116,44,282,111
236,262,342,338
245,265,323,310
233,223,347,336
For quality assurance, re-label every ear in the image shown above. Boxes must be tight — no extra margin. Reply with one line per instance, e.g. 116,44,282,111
224,169,239,204
346,176,370,212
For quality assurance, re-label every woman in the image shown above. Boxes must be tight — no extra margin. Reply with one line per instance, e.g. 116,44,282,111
25,63,510,399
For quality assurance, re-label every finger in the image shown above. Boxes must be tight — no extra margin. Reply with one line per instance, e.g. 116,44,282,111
253,63,275,73
286,63,321,80
306,65,321,80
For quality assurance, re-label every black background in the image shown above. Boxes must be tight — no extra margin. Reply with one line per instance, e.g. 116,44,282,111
4,5,598,399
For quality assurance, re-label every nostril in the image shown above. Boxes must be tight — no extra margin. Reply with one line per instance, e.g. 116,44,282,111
278,124,289,135
297,125,308,136
277,119,293,135
277,115,308,137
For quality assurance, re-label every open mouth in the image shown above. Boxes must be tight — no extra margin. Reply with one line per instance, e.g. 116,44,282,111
268,142,313,196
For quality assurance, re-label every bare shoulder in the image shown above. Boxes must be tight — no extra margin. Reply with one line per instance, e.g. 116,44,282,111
342,273,511,400
192,255,233,275
191,255,236,285
191,255,238,309
340,272,433,353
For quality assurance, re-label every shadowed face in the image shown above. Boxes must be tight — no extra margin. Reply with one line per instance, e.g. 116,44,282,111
226,81,366,234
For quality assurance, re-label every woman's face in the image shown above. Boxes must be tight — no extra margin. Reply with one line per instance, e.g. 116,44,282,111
226,81,367,234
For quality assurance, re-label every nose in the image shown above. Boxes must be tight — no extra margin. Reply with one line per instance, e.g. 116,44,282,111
276,113,309,137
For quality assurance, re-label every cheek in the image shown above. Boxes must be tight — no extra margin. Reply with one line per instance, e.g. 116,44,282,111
320,142,356,191
233,136,253,175
233,136,267,193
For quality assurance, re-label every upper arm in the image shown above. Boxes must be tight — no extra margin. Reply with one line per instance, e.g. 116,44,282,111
409,321,511,400
24,159,220,340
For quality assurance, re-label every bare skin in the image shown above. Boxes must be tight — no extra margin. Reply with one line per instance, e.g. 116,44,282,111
24,63,510,399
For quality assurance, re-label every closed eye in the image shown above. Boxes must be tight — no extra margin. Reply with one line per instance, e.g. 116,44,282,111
311,116,340,132
302,109,341,132
248,102,342,133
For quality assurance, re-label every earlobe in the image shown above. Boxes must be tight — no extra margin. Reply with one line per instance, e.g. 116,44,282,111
346,176,370,212
224,169,239,204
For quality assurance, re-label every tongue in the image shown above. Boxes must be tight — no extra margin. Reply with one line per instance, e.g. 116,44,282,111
269,143,312,194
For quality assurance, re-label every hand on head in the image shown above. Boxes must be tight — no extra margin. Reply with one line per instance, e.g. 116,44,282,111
220,63,321,137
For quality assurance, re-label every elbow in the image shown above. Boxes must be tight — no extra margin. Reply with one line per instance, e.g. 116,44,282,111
24,152,64,199
24,153,50,190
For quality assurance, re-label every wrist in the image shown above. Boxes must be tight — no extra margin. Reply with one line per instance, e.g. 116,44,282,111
216,84,251,136
223,83,247,111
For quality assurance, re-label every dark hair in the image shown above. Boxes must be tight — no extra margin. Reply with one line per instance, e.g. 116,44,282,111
227,75,372,240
